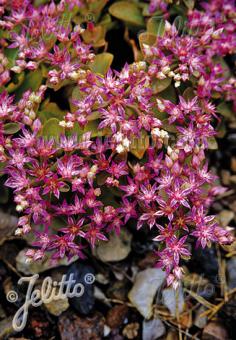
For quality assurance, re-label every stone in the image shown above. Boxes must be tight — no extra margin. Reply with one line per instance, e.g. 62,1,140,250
66,262,95,315
122,323,140,339
58,311,105,340
142,318,166,340
194,306,208,329
218,210,234,227
44,297,69,316
93,229,132,262
202,322,228,340
16,249,78,275
0,211,17,246
227,256,236,289
106,305,128,329
162,286,185,317
0,316,15,339
128,268,166,319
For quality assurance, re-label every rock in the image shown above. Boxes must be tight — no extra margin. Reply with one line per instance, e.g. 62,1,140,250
231,157,236,172
202,322,228,340
66,262,95,315
227,257,236,289
162,286,185,317
93,229,132,262
229,201,236,213
103,325,111,337
128,268,166,319
0,304,6,320
58,311,105,340
0,211,17,246
189,247,219,284
28,312,52,338
0,316,15,339
230,175,236,184
221,296,236,320
138,252,157,270
107,279,130,301
218,210,234,227
94,286,111,307
9,338,31,340
96,272,109,285
122,322,140,339
221,170,231,186
16,249,78,275
106,305,128,329
142,318,166,340
194,306,208,329
44,297,69,316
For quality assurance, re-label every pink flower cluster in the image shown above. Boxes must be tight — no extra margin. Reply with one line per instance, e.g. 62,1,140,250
0,0,235,288
0,0,92,86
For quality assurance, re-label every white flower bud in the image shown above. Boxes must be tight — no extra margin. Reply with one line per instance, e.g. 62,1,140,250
116,144,125,153
165,21,172,32
168,71,175,77
157,72,166,79
156,99,165,112
11,66,22,73
59,120,67,127
15,228,23,235
66,121,74,128
162,66,170,74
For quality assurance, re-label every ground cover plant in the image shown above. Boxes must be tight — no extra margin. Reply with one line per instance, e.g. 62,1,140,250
0,0,235,290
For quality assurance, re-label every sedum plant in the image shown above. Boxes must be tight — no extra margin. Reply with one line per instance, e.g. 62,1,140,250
0,0,235,288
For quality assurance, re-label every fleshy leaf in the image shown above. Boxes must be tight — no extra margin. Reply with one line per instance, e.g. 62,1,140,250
42,118,65,139
39,103,66,123
15,69,43,100
6,72,25,93
183,0,195,10
217,102,234,119
89,53,114,75
70,120,110,138
4,122,21,134
183,87,195,100
130,130,149,159
4,48,19,69
153,77,172,93
82,25,106,47
208,137,218,150
139,32,157,52
109,1,145,26
147,17,165,36
159,85,177,103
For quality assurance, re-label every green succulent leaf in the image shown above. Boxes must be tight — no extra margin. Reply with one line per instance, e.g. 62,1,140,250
139,32,157,52
6,72,25,93
208,137,218,150
147,17,165,36
4,48,19,69
71,120,110,138
82,25,106,47
4,122,21,134
217,102,234,119
159,85,177,103
130,130,149,159
42,118,65,139
39,103,66,123
152,77,172,93
109,1,145,26
0,187,9,204
89,53,114,75
15,69,43,100
183,0,195,10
